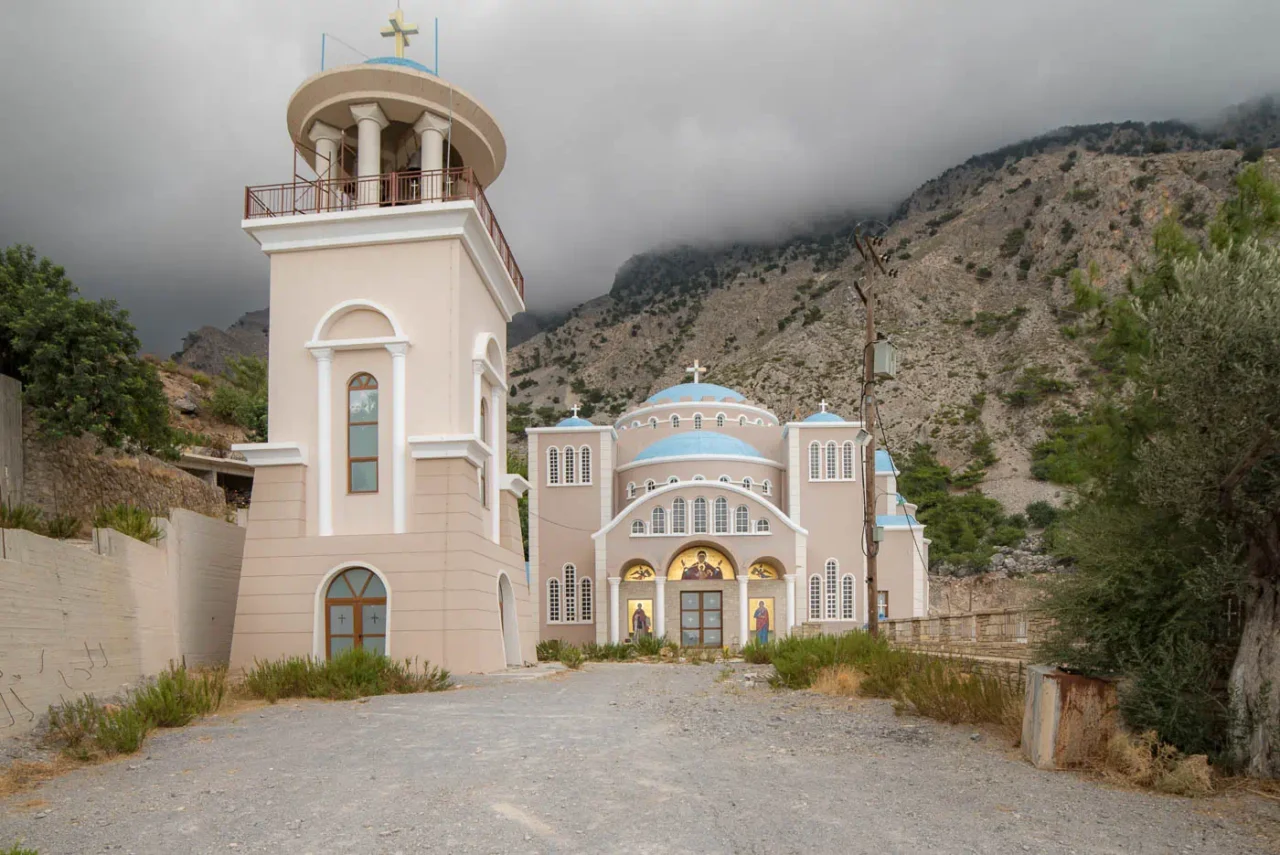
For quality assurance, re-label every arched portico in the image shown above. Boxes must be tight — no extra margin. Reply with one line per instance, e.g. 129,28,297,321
497,571,521,667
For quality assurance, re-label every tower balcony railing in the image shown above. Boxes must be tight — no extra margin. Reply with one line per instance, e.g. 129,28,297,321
244,166,523,297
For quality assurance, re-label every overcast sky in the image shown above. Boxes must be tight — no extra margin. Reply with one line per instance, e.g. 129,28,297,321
2,1,1278,354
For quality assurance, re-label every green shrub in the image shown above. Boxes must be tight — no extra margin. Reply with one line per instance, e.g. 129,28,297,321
1,843,39,855
95,705,151,756
131,664,226,727
740,640,775,664
633,634,664,657
0,502,43,533
999,228,1025,258
93,503,162,542
42,513,82,539
241,648,451,702
209,356,267,441
1025,501,1059,528
558,645,585,670
45,695,105,761
1001,365,1071,408
535,639,563,661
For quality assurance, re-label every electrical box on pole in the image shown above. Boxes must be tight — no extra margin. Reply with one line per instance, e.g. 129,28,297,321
873,339,898,380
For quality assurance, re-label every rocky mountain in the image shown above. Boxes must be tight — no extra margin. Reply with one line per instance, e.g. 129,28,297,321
507,104,1280,514
173,308,269,375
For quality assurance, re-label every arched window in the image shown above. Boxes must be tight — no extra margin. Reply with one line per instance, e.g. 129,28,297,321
693,498,708,533
824,559,838,619
547,446,560,485
718,475,731,483
479,399,489,445
841,574,855,620
826,441,838,480
738,415,747,426
580,578,593,621
713,497,729,533
672,498,687,533
755,519,770,533
563,564,578,622
631,421,640,429
667,476,679,485
649,417,658,429
693,413,703,430
735,505,749,533
547,578,562,622
671,414,680,428
692,474,705,481
348,374,379,493
627,482,636,499
324,567,387,658
809,441,821,480
631,520,647,535
742,477,753,492
755,418,764,426
651,506,667,534
645,479,657,493
761,479,772,496
842,441,855,480
564,446,577,484
716,413,726,427
579,446,592,484
809,575,822,620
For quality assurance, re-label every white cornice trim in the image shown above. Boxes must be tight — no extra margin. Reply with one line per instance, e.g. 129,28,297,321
305,335,409,352
231,442,307,467
501,473,530,498
615,453,785,474
242,201,525,321
408,434,488,468
526,425,619,438
592,481,808,540
615,400,779,426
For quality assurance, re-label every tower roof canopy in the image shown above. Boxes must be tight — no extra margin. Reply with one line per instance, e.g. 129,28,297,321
634,431,765,462
646,383,745,404
364,56,435,74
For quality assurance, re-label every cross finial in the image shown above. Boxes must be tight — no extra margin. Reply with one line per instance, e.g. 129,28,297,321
686,359,707,384
381,8,419,58
570,404,581,418
819,399,828,413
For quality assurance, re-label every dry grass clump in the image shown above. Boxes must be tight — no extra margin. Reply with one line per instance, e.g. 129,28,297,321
812,664,862,698
1100,730,1213,797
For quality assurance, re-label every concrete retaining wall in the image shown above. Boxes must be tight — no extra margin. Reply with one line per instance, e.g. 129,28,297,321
0,375,21,505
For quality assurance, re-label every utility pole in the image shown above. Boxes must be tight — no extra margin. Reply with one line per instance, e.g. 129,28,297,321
852,231,894,637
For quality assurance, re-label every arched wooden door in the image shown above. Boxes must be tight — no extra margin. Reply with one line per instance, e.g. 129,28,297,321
324,567,387,658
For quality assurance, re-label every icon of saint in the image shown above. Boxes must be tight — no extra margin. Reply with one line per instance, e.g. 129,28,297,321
632,604,651,638
681,549,724,580
754,600,770,645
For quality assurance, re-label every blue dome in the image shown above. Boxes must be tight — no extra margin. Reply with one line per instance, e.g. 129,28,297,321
802,410,845,423
634,431,765,461
876,449,898,474
646,383,745,404
556,416,593,428
363,56,434,74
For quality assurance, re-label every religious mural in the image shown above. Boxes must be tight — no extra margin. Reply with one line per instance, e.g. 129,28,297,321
627,599,654,639
751,597,775,645
747,562,781,580
666,546,735,580
622,563,656,582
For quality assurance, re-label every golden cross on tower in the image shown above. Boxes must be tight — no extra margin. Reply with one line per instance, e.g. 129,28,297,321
686,359,707,384
381,8,419,58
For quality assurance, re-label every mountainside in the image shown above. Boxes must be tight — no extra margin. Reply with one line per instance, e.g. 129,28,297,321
173,308,269,374
508,111,1280,513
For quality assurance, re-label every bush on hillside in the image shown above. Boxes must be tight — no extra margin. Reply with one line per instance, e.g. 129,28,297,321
209,355,267,441
93,503,163,542
241,647,451,702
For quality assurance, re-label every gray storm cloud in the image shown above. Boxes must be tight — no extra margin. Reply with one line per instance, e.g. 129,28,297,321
1,0,1277,353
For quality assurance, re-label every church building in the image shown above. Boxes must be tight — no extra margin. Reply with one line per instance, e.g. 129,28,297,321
528,364,930,648
228,11,534,673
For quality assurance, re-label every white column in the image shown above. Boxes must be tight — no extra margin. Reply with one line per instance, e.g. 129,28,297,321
350,102,389,205
654,577,666,642
313,348,334,537
608,577,621,644
387,343,408,534
413,110,450,201
784,573,797,636
738,576,749,649
307,120,344,212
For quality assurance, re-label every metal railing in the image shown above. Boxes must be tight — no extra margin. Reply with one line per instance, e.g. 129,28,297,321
244,166,524,297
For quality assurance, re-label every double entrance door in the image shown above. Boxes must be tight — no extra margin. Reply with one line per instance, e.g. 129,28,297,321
681,591,722,647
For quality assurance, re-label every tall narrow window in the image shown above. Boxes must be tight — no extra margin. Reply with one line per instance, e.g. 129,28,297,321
738,415,747,426
547,446,560,485
809,441,821,480
825,559,838,619
672,498,687,534
627,482,636,499
841,441,855,480
564,447,577,484
841,574,855,620
809,575,822,620
579,446,592,484
716,413,726,427
671,414,680,428
713,497,729,533
481,460,489,508
348,374,379,493
742,477,753,492
652,506,667,534
479,399,489,445
693,413,703,430
649,417,658,429
735,505,749,533
826,441,837,480
877,591,889,621
563,564,578,621
761,479,771,496
547,578,562,622
580,578,593,621
693,498,708,533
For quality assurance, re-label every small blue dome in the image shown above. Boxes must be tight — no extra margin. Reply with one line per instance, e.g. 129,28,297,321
802,410,845,423
556,416,593,428
876,449,898,474
363,56,434,74
646,383,745,404
635,431,765,461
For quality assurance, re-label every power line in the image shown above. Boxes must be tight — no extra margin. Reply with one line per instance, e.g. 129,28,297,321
872,398,932,573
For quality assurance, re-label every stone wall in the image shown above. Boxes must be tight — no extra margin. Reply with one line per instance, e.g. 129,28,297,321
0,376,21,504
929,573,1044,616
22,419,225,525
0,513,245,740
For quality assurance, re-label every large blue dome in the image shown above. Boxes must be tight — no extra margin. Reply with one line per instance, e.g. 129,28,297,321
556,416,593,428
646,383,745,404
362,56,434,74
802,410,845,423
634,431,765,461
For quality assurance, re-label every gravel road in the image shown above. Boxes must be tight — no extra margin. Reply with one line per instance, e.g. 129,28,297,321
2,662,1276,854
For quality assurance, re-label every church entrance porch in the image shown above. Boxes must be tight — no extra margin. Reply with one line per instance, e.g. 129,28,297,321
680,591,722,647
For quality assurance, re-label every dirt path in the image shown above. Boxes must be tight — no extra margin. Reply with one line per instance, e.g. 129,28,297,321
2,663,1276,854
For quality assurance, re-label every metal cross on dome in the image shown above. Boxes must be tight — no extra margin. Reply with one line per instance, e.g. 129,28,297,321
686,360,707,383
381,7,419,58
819,399,828,413
570,404,581,418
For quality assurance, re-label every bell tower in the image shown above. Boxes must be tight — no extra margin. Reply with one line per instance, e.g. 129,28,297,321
230,11,533,674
